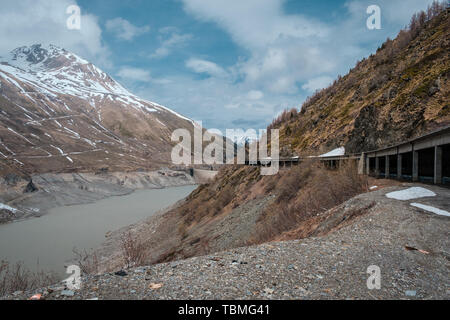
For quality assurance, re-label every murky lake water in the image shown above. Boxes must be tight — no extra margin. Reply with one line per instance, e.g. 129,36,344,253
0,185,196,278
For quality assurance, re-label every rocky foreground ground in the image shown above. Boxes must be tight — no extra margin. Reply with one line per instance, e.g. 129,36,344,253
3,184,449,300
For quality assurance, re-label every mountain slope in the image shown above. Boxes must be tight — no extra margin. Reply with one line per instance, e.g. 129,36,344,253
0,44,194,174
271,9,449,156
102,8,450,266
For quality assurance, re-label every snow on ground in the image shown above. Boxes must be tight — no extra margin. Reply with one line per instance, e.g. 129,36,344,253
386,187,436,201
64,127,80,139
50,145,65,155
82,138,96,147
0,141,15,155
0,203,17,213
410,203,450,217
319,147,345,157
13,159,24,166
7,127,34,145
155,118,166,127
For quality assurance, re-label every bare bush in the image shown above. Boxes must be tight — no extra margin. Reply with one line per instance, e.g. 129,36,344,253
72,248,99,275
267,108,299,130
0,260,57,296
215,185,234,210
276,161,314,203
120,231,147,269
250,160,368,244
264,175,278,193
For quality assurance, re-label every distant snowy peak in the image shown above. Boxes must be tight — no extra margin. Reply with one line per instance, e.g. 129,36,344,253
234,135,258,147
1,44,130,98
8,44,74,68
0,45,197,173
0,44,193,124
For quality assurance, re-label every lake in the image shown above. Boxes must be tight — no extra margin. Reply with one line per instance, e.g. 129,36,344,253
0,185,196,278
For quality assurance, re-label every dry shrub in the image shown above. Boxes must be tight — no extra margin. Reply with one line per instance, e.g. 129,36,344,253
120,231,147,269
72,248,99,275
268,108,298,130
276,160,314,203
179,166,251,226
0,260,57,296
250,160,368,244
264,175,278,193
215,185,234,210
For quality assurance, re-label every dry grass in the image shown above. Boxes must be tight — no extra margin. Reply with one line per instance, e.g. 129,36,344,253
249,160,368,244
177,165,256,228
120,231,147,269
0,260,57,296
151,160,369,265
72,248,99,275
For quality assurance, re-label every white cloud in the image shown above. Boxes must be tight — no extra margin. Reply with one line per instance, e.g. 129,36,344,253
150,30,192,59
302,76,334,93
247,90,264,100
117,66,171,85
133,72,300,131
182,0,328,50
186,58,227,78
181,0,334,94
0,0,109,66
139,0,435,131
181,0,437,97
117,67,152,82
105,17,150,41
224,103,240,109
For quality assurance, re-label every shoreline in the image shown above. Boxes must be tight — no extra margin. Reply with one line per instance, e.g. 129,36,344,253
0,169,196,225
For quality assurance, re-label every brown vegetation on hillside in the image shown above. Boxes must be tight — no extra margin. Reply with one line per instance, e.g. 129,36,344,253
249,160,368,244
271,2,449,155
107,160,368,270
0,260,57,296
97,6,448,273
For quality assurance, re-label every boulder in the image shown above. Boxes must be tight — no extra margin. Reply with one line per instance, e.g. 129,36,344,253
24,180,38,193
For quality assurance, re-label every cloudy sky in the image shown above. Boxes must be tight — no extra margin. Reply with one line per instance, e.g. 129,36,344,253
0,0,438,131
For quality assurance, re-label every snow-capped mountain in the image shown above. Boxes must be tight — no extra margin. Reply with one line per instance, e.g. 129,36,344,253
233,134,258,147
0,44,194,174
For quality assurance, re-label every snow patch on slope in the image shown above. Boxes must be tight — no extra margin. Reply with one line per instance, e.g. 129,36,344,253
410,203,450,217
0,203,17,213
0,44,194,125
386,187,436,201
319,147,345,157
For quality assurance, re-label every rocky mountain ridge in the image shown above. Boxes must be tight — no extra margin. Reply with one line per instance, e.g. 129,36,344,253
271,9,449,156
0,44,195,175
